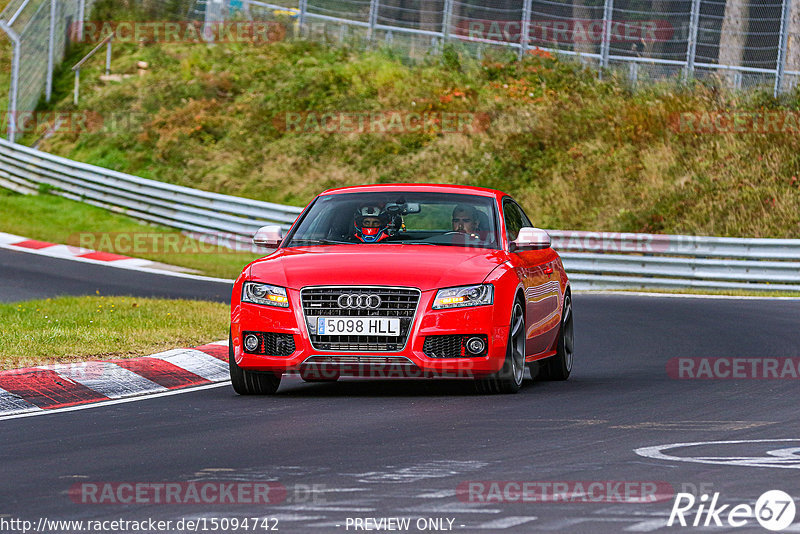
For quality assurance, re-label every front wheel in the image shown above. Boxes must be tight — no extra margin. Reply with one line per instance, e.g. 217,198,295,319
229,333,281,395
475,301,525,394
540,293,573,381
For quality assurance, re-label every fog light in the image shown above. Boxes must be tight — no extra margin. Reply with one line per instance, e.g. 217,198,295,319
244,334,260,352
466,336,486,355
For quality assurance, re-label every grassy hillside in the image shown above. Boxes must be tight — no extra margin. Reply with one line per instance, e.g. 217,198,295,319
17,35,800,238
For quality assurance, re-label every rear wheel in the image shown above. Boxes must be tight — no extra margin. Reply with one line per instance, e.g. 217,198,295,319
475,301,525,394
540,293,573,381
229,333,281,395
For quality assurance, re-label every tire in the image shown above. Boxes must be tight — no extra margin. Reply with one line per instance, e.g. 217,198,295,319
229,333,281,395
540,293,574,381
475,300,525,394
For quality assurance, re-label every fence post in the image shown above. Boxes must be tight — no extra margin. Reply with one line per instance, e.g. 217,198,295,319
298,0,307,32
775,0,792,97
74,68,80,105
442,0,453,42
684,0,701,81
46,0,56,102
519,0,532,59
78,0,85,37
0,21,20,143
105,34,112,75
599,0,614,77
367,0,378,43
628,61,638,86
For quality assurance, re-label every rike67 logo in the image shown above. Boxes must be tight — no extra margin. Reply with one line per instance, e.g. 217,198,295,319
668,490,796,531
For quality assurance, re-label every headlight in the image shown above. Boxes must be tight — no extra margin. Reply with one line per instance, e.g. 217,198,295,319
242,282,289,308
433,284,493,309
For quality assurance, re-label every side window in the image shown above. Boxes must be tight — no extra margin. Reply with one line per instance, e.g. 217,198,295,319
503,200,530,245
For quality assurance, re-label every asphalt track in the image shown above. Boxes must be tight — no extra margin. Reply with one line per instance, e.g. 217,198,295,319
2,249,800,533
0,248,233,303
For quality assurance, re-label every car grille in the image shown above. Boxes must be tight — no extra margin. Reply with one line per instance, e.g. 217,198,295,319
243,332,296,357
301,286,420,352
423,335,488,358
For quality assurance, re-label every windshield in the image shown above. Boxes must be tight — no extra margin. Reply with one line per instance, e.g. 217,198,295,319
284,192,500,249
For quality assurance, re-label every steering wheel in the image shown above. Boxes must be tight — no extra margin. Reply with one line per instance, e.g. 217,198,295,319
443,231,481,240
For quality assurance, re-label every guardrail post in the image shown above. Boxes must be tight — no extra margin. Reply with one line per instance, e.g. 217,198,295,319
519,0,532,59
599,0,614,78
0,21,21,143
775,0,792,96
684,0,701,81
367,0,378,43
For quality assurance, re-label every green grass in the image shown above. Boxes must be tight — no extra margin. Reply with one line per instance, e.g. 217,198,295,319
20,35,799,239
0,295,228,370
0,187,259,279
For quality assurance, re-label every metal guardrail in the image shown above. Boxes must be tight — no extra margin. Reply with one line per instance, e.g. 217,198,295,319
1,138,799,291
550,231,800,291
0,138,303,248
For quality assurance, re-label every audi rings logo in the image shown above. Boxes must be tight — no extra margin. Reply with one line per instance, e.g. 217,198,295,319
337,294,382,309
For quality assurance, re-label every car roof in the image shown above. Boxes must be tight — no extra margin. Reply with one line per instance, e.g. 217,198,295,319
319,183,507,200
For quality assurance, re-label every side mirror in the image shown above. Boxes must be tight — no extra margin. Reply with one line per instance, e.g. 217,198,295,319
253,225,283,247
511,227,551,252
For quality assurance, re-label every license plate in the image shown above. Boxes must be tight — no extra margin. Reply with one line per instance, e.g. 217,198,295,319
317,317,400,336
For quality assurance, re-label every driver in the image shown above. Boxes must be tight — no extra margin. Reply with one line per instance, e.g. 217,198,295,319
354,205,391,243
452,205,480,237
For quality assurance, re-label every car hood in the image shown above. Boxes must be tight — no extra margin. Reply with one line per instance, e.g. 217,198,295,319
248,245,507,291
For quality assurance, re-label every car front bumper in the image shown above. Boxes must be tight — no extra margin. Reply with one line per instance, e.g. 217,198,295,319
232,288,511,378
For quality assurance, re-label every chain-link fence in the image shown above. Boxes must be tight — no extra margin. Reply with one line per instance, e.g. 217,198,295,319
3,0,800,142
233,0,800,93
0,0,202,142
0,0,95,141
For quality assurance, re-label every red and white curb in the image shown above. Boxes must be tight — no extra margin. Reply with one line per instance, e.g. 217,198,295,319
0,231,157,267
0,341,230,416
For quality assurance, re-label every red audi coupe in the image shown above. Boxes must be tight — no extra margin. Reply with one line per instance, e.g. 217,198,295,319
229,184,573,394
